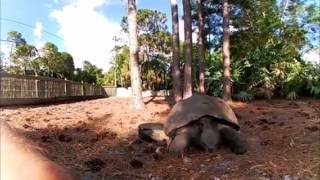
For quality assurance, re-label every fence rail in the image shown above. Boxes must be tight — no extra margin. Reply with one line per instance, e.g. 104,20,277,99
0,73,107,106
102,87,171,98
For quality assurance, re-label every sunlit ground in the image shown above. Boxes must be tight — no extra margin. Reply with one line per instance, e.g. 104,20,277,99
1,97,319,179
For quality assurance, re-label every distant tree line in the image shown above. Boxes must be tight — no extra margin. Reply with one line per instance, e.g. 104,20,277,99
2,31,104,85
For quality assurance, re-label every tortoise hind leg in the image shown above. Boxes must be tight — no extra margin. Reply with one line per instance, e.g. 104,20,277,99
220,127,247,154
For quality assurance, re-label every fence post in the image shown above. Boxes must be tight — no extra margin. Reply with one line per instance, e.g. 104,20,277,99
92,83,95,96
81,81,84,96
64,78,67,97
44,80,47,98
35,78,39,98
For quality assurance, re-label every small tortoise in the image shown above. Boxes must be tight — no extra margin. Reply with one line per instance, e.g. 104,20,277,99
138,94,247,154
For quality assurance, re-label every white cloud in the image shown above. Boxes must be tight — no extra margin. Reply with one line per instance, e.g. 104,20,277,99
50,0,122,71
33,21,45,49
0,43,12,67
34,40,46,50
303,50,320,64
33,22,43,39
0,42,11,56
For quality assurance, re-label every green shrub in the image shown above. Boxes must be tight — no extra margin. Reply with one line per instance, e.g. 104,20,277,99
286,91,298,100
234,91,254,101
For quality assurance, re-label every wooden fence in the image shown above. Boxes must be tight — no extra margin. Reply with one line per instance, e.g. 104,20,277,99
0,73,107,106
104,87,171,97
103,86,117,97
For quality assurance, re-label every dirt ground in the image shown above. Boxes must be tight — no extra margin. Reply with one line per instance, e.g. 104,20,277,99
1,97,319,180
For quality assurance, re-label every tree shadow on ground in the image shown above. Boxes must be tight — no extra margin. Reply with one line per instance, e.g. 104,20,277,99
144,95,175,108
19,119,152,180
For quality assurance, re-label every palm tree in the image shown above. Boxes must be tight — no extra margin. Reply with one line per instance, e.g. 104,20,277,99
197,0,206,94
182,0,193,99
222,0,232,101
170,0,182,102
128,0,145,109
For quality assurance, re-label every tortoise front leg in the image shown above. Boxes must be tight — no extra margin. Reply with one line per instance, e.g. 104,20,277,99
168,133,190,155
219,127,247,154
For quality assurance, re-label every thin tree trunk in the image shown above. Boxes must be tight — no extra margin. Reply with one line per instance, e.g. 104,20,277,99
128,0,145,109
197,0,206,94
114,67,117,87
222,0,232,101
120,71,123,87
182,0,193,99
170,0,182,102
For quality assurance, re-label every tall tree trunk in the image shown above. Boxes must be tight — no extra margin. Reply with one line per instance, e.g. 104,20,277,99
197,0,205,94
182,0,193,99
114,67,117,87
222,0,232,101
170,0,182,103
128,0,145,109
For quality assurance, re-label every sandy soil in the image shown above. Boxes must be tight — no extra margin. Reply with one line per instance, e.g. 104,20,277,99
1,97,319,180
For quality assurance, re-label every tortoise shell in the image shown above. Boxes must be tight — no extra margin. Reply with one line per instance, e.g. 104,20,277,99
164,94,240,137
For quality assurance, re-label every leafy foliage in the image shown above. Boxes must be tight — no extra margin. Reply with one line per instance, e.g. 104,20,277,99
10,44,37,75
103,46,131,87
106,9,172,90
234,91,254,101
121,9,168,34
7,31,26,47
141,56,171,90
73,61,104,85
39,42,75,79
4,31,101,85
306,63,320,97
198,0,319,99
286,91,298,100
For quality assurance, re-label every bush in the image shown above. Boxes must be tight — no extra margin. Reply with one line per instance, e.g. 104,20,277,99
234,91,254,101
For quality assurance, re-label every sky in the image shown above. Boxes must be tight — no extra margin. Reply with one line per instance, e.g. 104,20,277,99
0,0,184,71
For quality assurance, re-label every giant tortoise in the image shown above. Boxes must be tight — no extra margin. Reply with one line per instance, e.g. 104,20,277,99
138,94,247,155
